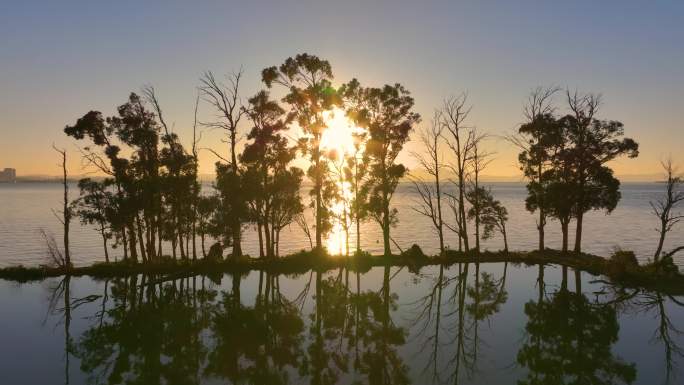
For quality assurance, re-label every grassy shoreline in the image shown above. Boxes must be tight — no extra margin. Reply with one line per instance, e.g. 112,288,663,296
1,248,682,294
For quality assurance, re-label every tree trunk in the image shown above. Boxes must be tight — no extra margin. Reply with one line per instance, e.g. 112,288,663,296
264,221,272,258
57,148,71,268
383,203,391,256
458,175,469,253
128,223,138,263
538,209,545,251
435,168,444,255
200,232,206,259
100,227,109,263
136,216,147,262
192,219,197,261
574,211,584,253
232,222,243,257
561,220,569,253
502,225,509,253
257,220,264,258
537,162,545,252
654,217,667,262
315,148,323,250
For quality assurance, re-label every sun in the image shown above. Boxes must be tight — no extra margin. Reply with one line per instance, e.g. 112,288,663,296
321,107,363,156
320,107,365,255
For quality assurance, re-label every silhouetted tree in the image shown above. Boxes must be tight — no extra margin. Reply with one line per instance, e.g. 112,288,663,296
200,70,248,257
344,131,368,255
73,178,115,262
410,113,446,255
441,95,476,253
473,188,510,252
52,145,72,268
262,53,340,251
563,91,639,253
511,87,560,252
241,90,303,258
465,131,491,254
651,159,684,262
342,79,420,256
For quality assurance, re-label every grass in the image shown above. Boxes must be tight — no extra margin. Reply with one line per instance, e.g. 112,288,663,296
0,246,682,294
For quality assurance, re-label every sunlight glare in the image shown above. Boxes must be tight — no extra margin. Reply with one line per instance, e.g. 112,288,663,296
320,108,364,255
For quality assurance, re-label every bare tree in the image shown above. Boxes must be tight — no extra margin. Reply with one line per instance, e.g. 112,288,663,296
199,69,247,256
199,70,245,169
441,94,476,253
52,145,72,268
410,112,446,254
651,159,684,262
295,213,314,250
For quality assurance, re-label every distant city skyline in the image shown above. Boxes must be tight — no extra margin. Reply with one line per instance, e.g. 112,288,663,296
1,1,682,177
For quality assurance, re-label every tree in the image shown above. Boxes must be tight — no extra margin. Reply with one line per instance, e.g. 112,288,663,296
329,149,353,256
64,109,132,260
241,90,303,258
651,159,684,262
52,144,72,268
200,70,248,257
532,117,575,253
441,94,476,253
346,132,368,255
73,178,115,262
196,194,219,258
564,91,639,253
470,188,510,252
342,79,420,256
465,130,491,253
262,53,340,251
410,113,446,255
511,87,560,251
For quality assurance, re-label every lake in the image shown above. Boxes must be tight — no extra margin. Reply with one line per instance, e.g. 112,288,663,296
0,263,682,384
1,182,684,384
0,182,682,267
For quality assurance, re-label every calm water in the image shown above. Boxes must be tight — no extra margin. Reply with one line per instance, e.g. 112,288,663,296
0,182,682,267
0,263,682,384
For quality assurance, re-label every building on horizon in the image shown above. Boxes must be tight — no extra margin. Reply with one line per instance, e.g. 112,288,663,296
0,168,17,183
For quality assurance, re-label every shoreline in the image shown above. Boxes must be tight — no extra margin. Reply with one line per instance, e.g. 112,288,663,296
1,248,682,294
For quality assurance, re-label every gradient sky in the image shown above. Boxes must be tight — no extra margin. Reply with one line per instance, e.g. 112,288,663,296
1,1,682,179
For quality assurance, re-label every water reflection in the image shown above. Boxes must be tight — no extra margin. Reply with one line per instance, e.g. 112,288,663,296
39,264,684,385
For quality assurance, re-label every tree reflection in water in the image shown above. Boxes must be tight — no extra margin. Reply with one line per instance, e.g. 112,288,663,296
41,264,683,385
517,269,637,385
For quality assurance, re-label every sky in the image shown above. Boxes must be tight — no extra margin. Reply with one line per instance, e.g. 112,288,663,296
1,0,682,179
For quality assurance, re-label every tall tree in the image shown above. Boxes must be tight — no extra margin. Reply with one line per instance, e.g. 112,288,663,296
241,90,303,258
73,178,114,263
410,113,446,255
200,70,247,256
465,130,491,253
441,94,475,253
651,159,684,262
342,79,420,256
262,53,339,250
512,86,560,252
346,132,368,255
563,91,639,253
52,145,72,268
